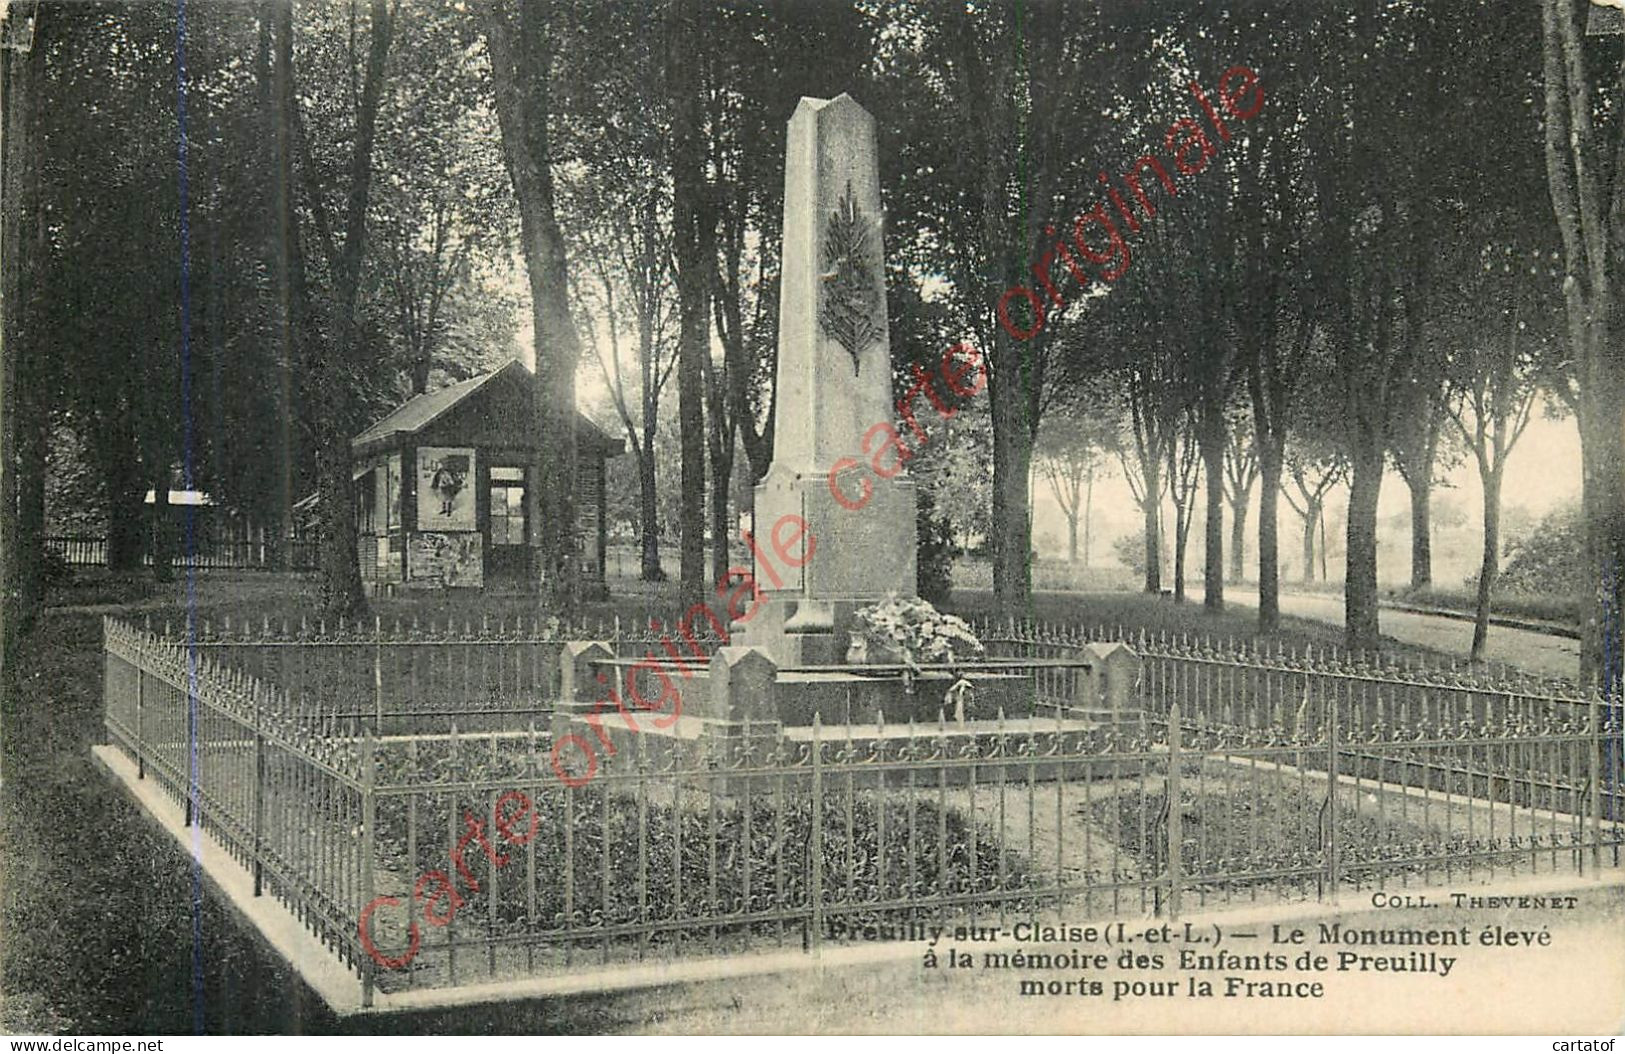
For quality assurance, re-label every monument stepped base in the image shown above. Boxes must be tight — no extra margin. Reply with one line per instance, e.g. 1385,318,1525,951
604,658,1044,727
552,712,1148,790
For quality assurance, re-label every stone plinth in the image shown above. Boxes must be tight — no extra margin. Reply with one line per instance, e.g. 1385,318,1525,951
768,669,1036,726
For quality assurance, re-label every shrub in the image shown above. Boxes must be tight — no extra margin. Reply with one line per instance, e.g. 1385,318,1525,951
369,747,1031,968
39,547,72,588
916,489,960,606
1499,503,1586,598
1110,532,1145,577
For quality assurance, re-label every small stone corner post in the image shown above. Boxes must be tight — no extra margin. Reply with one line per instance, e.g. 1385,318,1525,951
704,646,782,787
1083,641,1143,719
555,640,614,722
707,646,780,726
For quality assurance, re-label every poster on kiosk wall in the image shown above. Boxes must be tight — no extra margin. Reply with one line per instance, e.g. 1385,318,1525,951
416,446,476,532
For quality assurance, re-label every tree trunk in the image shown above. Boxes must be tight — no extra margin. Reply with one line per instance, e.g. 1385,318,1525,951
313,427,365,615
1582,292,1625,694
1082,467,1094,568
988,352,1035,614
1201,428,1225,611
1408,473,1433,590
1471,465,1503,662
150,471,174,583
637,444,663,581
1301,506,1317,585
1140,460,1162,594
0,23,21,670
1,17,45,651
483,0,579,613
1344,441,1385,651
669,0,708,607
708,437,731,585
1065,514,1078,564
104,429,146,572
1537,0,1624,694
1578,431,1624,694
276,0,391,620
1255,439,1283,631
15,407,43,614
1171,498,1188,604
1228,493,1248,583
259,0,291,574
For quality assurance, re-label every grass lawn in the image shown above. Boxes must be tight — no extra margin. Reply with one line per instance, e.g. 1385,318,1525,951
1232,575,1582,630
1387,585,1580,628
0,569,1458,1034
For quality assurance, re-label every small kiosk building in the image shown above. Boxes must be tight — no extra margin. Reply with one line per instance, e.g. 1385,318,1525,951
349,359,621,593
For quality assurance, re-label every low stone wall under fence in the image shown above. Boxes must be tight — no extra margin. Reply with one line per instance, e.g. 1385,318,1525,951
100,615,1623,1011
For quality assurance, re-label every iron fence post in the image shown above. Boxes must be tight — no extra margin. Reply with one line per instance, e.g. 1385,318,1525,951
1325,682,1340,903
810,713,824,956
373,616,384,730
252,681,265,897
1166,702,1182,920
1590,689,1602,876
361,723,377,1009
183,643,194,829
135,653,145,781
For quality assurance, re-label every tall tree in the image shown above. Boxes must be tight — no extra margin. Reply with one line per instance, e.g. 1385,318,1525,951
1280,440,1346,585
1388,381,1449,591
1033,399,1113,566
482,0,582,611
883,2,1146,617
668,0,710,607
1445,243,1552,661
572,183,677,584
283,0,396,618
555,2,676,585
1166,411,1201,604
371,4,512,399
1117,358,1176,594
1538,0,1625,692
1222,412,1257,584
1,0,46,663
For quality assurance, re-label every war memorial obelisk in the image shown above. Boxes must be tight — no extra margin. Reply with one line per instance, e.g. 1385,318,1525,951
743,93,916,665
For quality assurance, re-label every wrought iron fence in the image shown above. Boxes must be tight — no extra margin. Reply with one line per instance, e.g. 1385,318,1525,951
978,621,1625,822
102,618,372,982
103,615,1624,1009
47,535,318,570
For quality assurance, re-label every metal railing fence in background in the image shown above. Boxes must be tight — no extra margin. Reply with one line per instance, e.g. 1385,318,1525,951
145,615,726,735
48,535,319,570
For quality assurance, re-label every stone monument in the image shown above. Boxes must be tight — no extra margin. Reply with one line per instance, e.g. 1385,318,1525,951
743,93,916,665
